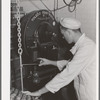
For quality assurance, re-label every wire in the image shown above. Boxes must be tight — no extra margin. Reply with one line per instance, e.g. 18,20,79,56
57,0,58,9
40,0,52,13
39,0,79,13
39,0,82,13
76,0,82,4
54,0,56,18
54,5,67,11
68,0,77,12
29,0,40,10
63,0,82,12
39,0,68,12
56,0,58,20
63,0,70,6
21,0,82,13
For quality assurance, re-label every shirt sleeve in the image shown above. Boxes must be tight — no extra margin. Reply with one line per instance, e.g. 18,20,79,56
57,60,69,71
45,44,96,93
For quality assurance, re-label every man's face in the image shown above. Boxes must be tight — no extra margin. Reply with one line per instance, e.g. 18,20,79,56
60,26,73,44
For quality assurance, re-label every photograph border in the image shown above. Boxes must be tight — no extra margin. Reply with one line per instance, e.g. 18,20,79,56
1,0,99,100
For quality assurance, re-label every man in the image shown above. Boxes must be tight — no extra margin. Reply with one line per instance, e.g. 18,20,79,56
23,18,96,100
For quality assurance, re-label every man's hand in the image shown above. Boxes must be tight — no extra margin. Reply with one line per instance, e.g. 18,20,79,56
22,90,41,97
22,87,49,97
38,58,52,66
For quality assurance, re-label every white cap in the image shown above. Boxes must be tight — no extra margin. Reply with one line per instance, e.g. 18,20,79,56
60,18,81,29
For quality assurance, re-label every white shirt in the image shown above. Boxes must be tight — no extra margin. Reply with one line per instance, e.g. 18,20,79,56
45,33,96,100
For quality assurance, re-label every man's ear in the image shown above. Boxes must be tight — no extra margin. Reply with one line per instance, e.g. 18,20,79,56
67,29,72,35
68,29,74,36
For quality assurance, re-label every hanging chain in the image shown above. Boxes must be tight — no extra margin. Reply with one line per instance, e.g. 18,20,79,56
16,0,24,91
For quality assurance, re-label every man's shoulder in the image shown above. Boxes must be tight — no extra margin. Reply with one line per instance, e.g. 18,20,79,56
84,36,96,47
79,36,96,54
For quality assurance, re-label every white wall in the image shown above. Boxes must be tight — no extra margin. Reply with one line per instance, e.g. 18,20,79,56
12,0,96,42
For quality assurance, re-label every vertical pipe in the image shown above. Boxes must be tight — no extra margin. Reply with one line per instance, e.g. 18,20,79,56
19,55,24,91
54,0,56,18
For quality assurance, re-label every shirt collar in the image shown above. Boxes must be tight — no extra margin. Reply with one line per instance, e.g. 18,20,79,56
70,33,85,54
74,33,85,47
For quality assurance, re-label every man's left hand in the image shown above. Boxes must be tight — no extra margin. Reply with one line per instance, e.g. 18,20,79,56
22,90,41,97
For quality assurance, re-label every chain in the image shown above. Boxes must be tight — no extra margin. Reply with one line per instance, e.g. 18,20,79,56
16,0,24,91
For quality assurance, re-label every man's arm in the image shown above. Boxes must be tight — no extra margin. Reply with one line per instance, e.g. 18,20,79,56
38,58,57,66
38,58,68,71
45,45,96,93
23,87,49,96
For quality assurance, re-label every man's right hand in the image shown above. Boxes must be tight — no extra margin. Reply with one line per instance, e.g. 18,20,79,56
37,58,52,66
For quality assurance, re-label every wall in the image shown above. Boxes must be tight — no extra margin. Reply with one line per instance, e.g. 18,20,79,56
11,0,96,42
